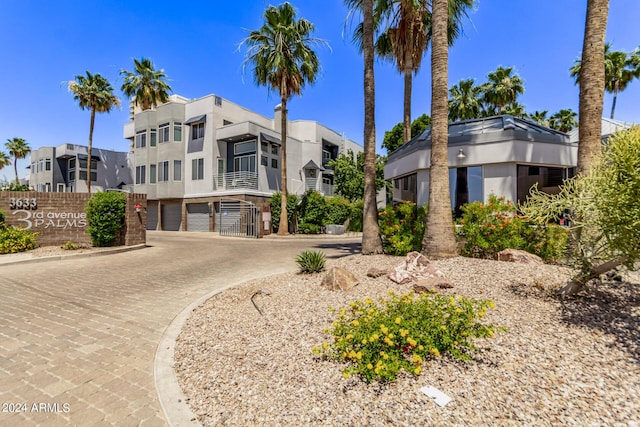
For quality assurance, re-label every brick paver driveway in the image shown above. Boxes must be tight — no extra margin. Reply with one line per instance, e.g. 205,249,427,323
0,232,361,426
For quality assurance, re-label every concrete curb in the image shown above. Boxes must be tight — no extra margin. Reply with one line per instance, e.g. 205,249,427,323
0,244,147,266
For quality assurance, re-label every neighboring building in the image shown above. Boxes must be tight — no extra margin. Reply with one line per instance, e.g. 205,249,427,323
124,94,362,233
384,115,577,210
29,143,133,193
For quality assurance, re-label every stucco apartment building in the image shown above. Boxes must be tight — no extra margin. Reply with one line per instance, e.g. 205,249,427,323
124,94,362,233
28,143,133,193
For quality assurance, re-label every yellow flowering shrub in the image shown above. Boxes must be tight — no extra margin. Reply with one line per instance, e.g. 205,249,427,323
315,291,502,382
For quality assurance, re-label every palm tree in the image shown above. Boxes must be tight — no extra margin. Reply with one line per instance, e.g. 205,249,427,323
242,2,326,236
0,151,10,173
421,0,456,259
68,72,120,193
528,110,549,127
549,109,578,132
501,102,527,118
570,42,640,119
448,78,482,121
120,58,173,111
576,0,609,175
5,138,30,185
482,66,525,115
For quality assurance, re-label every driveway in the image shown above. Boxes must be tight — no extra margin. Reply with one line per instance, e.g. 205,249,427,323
0,232,361,426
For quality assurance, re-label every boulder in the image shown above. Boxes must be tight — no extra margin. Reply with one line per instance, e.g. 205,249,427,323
387,251,445,285
497,249,544,265
366,268,388,278
321,267,359,291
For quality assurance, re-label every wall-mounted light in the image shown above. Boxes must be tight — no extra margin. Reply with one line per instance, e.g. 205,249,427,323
457,148,466,159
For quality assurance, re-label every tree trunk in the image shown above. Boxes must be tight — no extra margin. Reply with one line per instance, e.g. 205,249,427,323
610,88,617,119
421,0,457,259
577,0,609,175
557,258,622,297
403,68,412,144
278,97,289,235
361,0,383,255
13,155,19,185
87,108,96,193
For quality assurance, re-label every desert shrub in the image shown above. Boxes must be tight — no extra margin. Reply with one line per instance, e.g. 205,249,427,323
458,195,567,262
61,241,79,250
269,192,298,233
347,199,364,232
325,196,352,225
314,291,501,382
296,250,326,273
86,192,126,247
298,190,326,234
378,201,426,255
0,226,38,254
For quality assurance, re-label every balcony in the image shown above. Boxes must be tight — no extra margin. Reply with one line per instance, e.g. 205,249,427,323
304,177,334,196
214,171,258,191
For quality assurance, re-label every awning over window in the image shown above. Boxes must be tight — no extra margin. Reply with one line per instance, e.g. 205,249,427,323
77,153,101,161
303,159,325,171
184,115,207,125
260,132,281,145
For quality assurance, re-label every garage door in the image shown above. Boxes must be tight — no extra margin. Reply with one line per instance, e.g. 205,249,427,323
162,203,182,231
147,201,159,230
187,203,210,232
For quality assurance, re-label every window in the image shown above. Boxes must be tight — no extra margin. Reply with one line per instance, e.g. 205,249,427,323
69,158,76,169
44,183,51,192
322,149,331,164
223,119,233,126
158,161,169,182
159,123,170,143
234,140,256,155
31,162,35,173
150,128,157,147
261,142,269,152
192,158,204,180
45,158,51,171
135,130,147,148
261,155,268,166
173,160,182,181
67,143,74,150
79,171,97,182
174,122,182,142
234,155,256,173
149,164,157,184
136,165,146,184
449,166,483,215
69,170,75,181
191,122,205,140
215,95,222,106
57,183,65,192
68,158,76,181
271,145,279,155
271,158,278,169
39,159,43,172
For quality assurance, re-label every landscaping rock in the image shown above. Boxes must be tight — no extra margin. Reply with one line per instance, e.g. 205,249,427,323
387,251,445,284
415,277,454,291
321,267,359,291
497,249,544,265
366,268,387,278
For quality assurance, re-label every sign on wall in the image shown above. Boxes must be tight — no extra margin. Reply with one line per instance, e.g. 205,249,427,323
8,196,88,230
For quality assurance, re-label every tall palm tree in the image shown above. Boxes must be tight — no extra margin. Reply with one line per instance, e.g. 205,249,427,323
482,66,525,115
242,2,326,236
69,72,120,193
120,58,173,111
570,42,639,119
5,138,30,185
549,109,578,132
421,0,456,259
528,110,549,127
448,78,482,121
576,0,609,175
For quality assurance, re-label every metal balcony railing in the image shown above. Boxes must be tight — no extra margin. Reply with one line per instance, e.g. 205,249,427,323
214,171,258,191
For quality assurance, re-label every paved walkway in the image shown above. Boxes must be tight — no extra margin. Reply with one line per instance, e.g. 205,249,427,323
0,232,361,426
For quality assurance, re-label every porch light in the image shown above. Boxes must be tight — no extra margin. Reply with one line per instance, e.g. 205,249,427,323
457,148,466,159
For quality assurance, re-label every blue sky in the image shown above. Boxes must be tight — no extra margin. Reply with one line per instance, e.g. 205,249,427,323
1,0,639,180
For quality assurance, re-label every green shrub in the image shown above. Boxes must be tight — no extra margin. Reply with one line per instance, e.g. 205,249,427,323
298,222,323,234
295,250,326,273
298,190,326,234
315,291,501,382
1,182,31,191
0,226,38,254
270,192,298,233
457,194,567,262
325,196,351,225
378,201,427,255
347,199,364,232
0,208,5,224
61,241,79,250
86,192,126,247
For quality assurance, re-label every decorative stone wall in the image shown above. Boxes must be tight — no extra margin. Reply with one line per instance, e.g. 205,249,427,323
0,192,146,247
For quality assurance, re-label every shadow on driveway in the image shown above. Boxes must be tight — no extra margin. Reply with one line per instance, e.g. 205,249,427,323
311,241,362,258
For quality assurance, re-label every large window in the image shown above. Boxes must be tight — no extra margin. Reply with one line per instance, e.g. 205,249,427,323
159,123,170,143
234,154,256,173
173,160,182,181
174,122,182,142
449,166,483,215
136,165,146,184
192,158,204,180
516,165,574,204
158,161,169,182
149,164,157,184
150,128,157,147
45,159,51,171
191,122,205,140
234,140,256,155
393,174,417,204
135,130,147,148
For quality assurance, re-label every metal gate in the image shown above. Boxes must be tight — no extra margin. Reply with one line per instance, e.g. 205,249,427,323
218,199,259,238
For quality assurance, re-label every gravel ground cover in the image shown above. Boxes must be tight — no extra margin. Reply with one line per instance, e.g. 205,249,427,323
174,254,640,427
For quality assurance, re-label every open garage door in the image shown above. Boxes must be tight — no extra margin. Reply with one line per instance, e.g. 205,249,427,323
162,203,182,231
187,203,210,232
